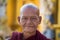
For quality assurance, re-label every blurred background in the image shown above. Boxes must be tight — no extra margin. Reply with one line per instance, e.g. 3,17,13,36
0,0,60,40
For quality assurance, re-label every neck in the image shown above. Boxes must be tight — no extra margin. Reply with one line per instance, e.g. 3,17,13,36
23,31,36,39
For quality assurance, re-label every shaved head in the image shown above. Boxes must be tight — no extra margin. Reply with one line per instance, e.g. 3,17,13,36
20,3,39,18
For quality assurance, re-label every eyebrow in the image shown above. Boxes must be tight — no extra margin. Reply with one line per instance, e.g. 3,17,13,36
22,16,38,18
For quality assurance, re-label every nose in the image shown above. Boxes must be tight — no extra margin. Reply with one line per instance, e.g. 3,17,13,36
26,19,32,24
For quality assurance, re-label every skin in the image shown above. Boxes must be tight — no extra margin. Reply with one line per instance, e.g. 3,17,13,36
18,7,41,39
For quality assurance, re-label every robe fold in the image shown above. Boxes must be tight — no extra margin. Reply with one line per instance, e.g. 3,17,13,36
10,30,50,40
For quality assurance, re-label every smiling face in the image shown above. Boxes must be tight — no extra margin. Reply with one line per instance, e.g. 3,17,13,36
19,6,41,33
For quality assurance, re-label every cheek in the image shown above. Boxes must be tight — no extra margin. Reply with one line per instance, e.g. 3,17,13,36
33,21,39,27
20,21,26,27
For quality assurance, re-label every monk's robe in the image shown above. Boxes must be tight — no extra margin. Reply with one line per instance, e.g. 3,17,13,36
10,30,50,40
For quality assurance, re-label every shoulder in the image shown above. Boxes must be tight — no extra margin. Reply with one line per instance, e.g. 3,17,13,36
37,31,50,40
11,32,20,37
40,33,50,40
10,32,21,40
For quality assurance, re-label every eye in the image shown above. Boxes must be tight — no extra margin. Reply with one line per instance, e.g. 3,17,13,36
22,17,27,20
31,17,37,20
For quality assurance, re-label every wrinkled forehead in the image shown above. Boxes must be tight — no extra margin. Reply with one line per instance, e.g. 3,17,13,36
21,7,39,17
24,7,38,13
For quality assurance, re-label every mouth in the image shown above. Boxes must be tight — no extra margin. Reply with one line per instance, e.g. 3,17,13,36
25,26,34,29
26,25,34,27
23,26,35,31
27,26,34,27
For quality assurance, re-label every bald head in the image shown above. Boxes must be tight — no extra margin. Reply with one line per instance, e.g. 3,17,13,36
18,3,41,34
20,3,39,18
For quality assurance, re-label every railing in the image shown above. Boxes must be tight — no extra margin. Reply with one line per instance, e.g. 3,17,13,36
53,24,60,40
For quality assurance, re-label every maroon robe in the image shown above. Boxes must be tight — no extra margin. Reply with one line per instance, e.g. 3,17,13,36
10,30,50,40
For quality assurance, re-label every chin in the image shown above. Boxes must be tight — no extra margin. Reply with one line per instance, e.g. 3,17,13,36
23,27,36,33
25,30,35,33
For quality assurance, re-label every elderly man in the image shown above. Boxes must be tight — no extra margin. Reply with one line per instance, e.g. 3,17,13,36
10,3,50,40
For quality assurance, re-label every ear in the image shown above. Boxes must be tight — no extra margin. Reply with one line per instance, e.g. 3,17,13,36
18,16,20,23
39,16,42,24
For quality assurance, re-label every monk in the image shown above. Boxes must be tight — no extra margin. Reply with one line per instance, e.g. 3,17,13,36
10,3,50,40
